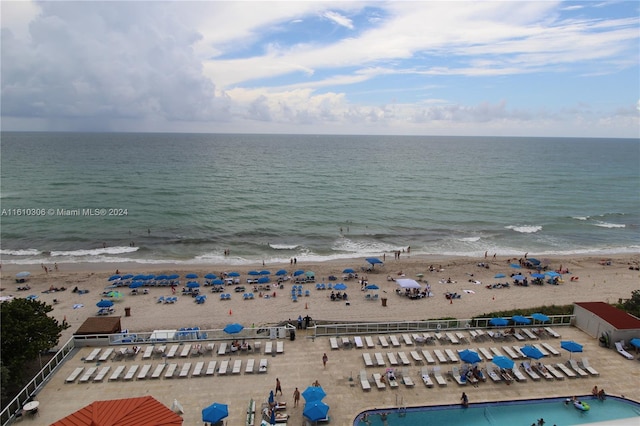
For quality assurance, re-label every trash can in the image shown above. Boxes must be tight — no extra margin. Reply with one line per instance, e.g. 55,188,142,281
124,307,131,317
290,329,296,341
381,298,387,307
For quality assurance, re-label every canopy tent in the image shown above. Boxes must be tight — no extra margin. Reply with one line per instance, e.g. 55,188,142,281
51,395,182,426
395,279,421,289
365,258,384,268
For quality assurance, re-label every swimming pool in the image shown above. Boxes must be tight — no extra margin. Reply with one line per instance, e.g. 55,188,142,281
354,396,640,426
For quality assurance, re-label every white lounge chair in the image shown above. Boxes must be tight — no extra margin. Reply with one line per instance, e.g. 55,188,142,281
615,341,634,360
401,368,415,387
167,345,179,358
421,350,436,364
490,347,504,358
179,362,191,378
410,351,423,364
378,336,389,348
544,364,564,380
232,359,242,374
206,361,217,376
446,333,459,345
276,341,284,354
329,337,339,350
192,361,204,377
485,365,501,382
364,336,375,348
151,364,165,379
433,350,448,363
533,344,550,357
511,366,527,382
245,359,255,373
420,367,434,388
341,337,351,349
137,364,152,380
544,327,561,338
258,358,268,373
359,370,371,391
93,366,110,382
264,341,273,355
374,352,385,366
568,359,589,377
432,367,447,386
502,346,519,359
555,362,576,378
180,344,191,358
218,342,228,356
218,359,229,375
522,329,538,340
372,373,386,389
397,351,411,366
164,363,177,379
142,345,154,360
124,365,138,381
478,347,493,360
445,349,459,363
389,335,401,347
84,348,101,362
579,358,600,376
402,334,413,345
387,352,399,366
354,336,364,349
362,353,374,367
450,366,466,385
98,348,114,362
109,365,125,381
79,367,97,383
65,367,84,384
455,332,468,344
541,342,560,356
532,363,553,380
520,362,540,381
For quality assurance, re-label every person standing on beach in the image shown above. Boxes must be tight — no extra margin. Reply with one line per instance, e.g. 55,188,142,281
293,387,300,407
322,353,328,368
275,377,282,396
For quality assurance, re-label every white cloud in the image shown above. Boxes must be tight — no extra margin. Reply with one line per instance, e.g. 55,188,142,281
322,10,354,29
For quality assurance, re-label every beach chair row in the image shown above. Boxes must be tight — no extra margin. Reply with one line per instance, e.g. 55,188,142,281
66,358,270,383
156,296,179,304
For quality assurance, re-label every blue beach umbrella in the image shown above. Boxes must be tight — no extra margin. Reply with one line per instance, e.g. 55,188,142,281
275,269,288,276
96,299,114,308
527,258,541,265
561,341,583,359
129,281,143,289
492,355,514,370
365,284,379,290
212,279,225,285
343,268,355,274
108,274,121,281
185,273,198,279
545,271,561,277
459,349,481,364
223,323,244,334
494,273,506,279
303,400,330,422
512,315,531,325
268,390,274,404
205,273,217,280
629,338,640,349
512,275,524,281
154,274,167,281
302,386,326,402
228,271,240,277
270,410,276,425
257,276,270,284
333,283,347,290
365,257,383,267
510,264,521,269
186,281,200,289
306,271,315,278
531,273,545,279
166,274,179,280
202,402,228,424
248,270,260,276
259,270,271,275
294,270,305,276
121,274,134,279
132,274,146,280
145,274,155,280
489,317,508,327
521,345,545,360
531,313,550,323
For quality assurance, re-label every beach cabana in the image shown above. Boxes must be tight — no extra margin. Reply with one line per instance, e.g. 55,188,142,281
395,279,421,289
51,395,182,426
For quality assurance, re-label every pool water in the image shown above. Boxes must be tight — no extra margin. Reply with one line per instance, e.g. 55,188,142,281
355,396,640,426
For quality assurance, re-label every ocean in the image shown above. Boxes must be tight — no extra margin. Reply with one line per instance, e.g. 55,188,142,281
1,132,638,266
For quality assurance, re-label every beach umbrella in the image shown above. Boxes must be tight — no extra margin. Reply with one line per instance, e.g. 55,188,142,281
365,284,379,290
204,273,217,280
270,410,276,425
527,258,541,265
531,313,550,323
561,341,583,359
303,400,330,422
248,270,260,276
96,299,114,308
629,338,640,349
521,345,545,360
494,273,506,278
259,270,271,275
492,355,514,370
512,315,532,325
15,271,31,279
202,402,228,424
186,281,200,289
510,264,521,269
166,274,179,280
223,323,244,334
107,291,123,299
228,271,240,277
212,279,225,285
129,281,143,289
306,271,315,278
133,274,147,280
108,274,121,281
268,390,274,404
275,269,288,276
302,386,326,402
365,257,383,267
257,276,270,284
185,273,198,279
489,317,508,327
545,271,561,277
293,270,305,276
333,283,347,290
531,273,545,279
145,274,155,280
512,275,524,281
459,349,481,364
343,268,355,274
121,274,134,279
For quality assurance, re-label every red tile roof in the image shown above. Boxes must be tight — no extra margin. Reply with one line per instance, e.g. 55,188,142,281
575,302,640,330
51,395,182,426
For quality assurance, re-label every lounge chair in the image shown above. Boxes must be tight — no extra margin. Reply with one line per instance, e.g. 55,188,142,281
511,366,527,382
490,347,504,358
579,358,599,376
232,359,242,374
421,350,436,364
433,350,448,363
567,359,589,377
445,349,459,363
93,366,110,382
264,341,273,355
402,334,413,345
544,327,561,338
520,362,540,380
401,367,415,387
485,365,501,382
109,365,125,381
541,342,560,356
374,352,385,366
450,366,467,385
387,352,399,366
164,363,177,379
533,344,550,357
364,336,375,348
180,344,191,358
142,346,154,360
432,367,447,386
359,370,371,391
354,336,364,349
389,335,401,347
555,362,576,378
167,344,179,358
410,350,423,364
615,341,634,360
522,328,538,340
446,333,459,344
137,364,152,380
205,361,217,376
341,337,352,349
362,353,374,367
179,363,191,378
79,367,97,383
378,336,389,348
218,360,229,375
386,369,399,388
276,341,284,354
544,364,564,380
329,337,339,350
151,364,165,379
98,347,114,362
218,342,228,356
478,347,493,360
245,359,255,374
123,365,139,381
258,358,268,373
84,348,101,362
372,373,386,389
397,351,411,366
502,346,519,359
531,363,553,380
420,367,434,388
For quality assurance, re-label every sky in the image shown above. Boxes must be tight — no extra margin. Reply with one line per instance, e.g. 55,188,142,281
1,1,639,137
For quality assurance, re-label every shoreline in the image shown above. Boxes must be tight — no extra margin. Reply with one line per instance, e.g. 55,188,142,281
2,252,638,346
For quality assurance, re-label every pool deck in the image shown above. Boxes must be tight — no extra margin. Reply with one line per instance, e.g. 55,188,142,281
22,326,640,425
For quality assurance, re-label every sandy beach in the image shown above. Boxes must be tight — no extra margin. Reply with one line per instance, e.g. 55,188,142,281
2,253,638,346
